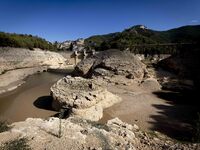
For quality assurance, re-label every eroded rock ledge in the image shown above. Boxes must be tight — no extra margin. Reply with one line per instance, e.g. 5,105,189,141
0,47,69,75
73,49,147,80
50,76,121,121
0,117,138,150
0,117,198,150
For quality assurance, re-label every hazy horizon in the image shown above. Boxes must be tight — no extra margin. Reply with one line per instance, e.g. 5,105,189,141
0,0,199,42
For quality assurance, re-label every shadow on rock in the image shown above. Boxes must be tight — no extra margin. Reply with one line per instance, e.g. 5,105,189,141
33,96,54,111
149,90,200,142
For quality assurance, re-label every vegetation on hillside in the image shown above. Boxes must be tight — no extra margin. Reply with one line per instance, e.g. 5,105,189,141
0,32,57,50
85,25,200,54
1,25,200,53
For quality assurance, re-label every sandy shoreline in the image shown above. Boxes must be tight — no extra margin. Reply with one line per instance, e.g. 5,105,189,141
0,65,75,95
0,66,48,95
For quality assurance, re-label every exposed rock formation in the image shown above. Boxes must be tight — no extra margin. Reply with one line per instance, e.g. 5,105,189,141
158,48,200,90
0,117,198,150
57,38,84,51
0,47,68,74
73,49,147,80
0,117,137,150
0,47,70,94
50,76,121,121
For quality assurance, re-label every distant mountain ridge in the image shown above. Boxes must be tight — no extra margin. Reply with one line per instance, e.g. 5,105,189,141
1,25,200,52
85,25,200,51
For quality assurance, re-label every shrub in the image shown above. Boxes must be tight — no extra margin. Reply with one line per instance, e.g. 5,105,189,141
0,138,31,150
0,121,11,133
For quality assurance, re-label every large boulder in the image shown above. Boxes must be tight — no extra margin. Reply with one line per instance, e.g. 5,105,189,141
50,76,121,121
74,49,147,80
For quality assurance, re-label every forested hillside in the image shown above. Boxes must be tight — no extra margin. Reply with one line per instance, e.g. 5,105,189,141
0,32,56,50
85,25,200,53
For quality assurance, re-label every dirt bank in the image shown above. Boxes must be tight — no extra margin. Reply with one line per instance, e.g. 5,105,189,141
0,47,73,94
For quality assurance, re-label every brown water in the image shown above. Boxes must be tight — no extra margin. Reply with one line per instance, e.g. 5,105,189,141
0,72,66,123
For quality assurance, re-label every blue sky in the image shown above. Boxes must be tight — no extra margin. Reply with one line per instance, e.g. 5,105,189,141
0,0,199,42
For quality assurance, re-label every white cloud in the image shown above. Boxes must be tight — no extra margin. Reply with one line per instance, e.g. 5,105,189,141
191,20,199,23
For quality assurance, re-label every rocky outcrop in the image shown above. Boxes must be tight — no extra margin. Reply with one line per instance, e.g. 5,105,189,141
74,49,147,80
0,47,70,94
57,38,84,51
0,117,198,150
50,76,121,121
0,117,137,150
158,48,200,90
0,47,68,74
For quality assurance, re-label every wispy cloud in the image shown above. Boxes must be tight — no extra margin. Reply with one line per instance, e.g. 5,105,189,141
191,20,199,23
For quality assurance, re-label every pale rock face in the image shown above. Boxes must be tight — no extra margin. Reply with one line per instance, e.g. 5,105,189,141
0,47,68,74
139,25,147,29
1,117,198,150
57,38,85,51
58,40,73,49
0,47,70,94
50,76,121,121
0,117,138,150
75,38,84,46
